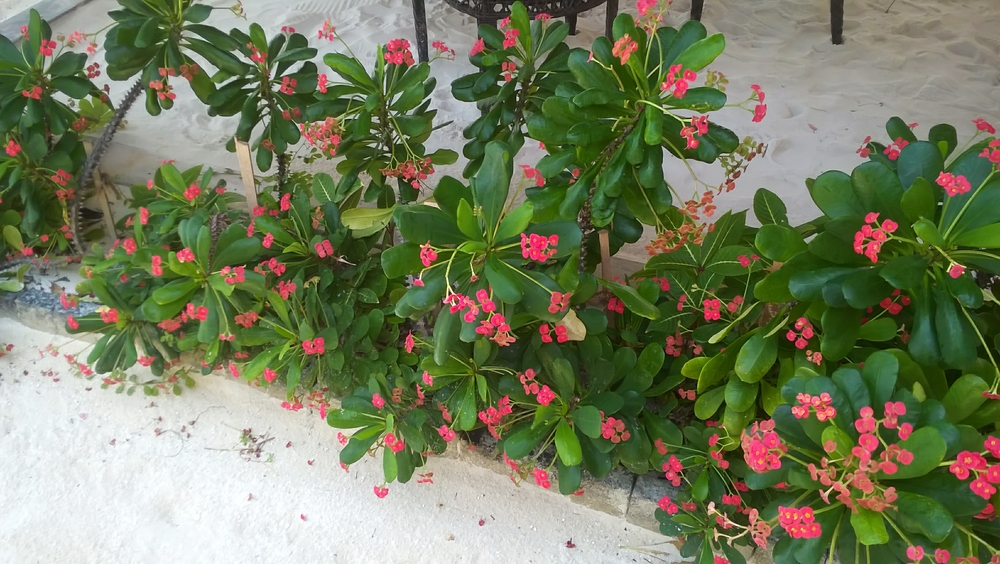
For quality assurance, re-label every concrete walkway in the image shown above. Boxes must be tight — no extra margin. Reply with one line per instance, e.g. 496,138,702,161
0,318,675,564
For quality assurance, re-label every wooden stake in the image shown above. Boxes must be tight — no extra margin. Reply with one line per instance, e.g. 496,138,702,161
91,170,117,244
234,138,257,209
81,140,117,244
599,230,614,328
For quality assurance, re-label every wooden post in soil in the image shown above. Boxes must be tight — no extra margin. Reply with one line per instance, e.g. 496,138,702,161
599,230,614,328
81,141,118,245
234,138,258,209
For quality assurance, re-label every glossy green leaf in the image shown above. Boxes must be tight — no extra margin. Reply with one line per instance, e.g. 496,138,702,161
753,187,787,225
941,373,988,423
734,332,777,383
755,224,806,262
555,419,582,466
850,507,888,546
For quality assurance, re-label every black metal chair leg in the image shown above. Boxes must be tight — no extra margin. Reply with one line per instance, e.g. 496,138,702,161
604,0,617,38
830,0,844,44
412,0,429,62
690,0,704,21
566,13,578,35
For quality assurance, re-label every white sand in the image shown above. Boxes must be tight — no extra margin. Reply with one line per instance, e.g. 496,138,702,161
0,318,671,563
44,0,1000,264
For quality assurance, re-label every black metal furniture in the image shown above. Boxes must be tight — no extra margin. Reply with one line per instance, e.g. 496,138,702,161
689,0,846,45
410,0,620,62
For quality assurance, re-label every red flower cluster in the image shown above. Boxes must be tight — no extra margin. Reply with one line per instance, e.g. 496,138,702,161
785,317,814,350
277,280,296,299
980,139,1000,164
662,455,684,486
177,247,194,263
601,415,631,443
539,323,567,343
937,171,972,197
382,157,434,189
302,337,325,355
607,297,625,314
318,20,336,41
502,28,520,49
658,495,679,515
883,137,909,160
776,506,822,539
853,212,898,263
185,303,208,322
478,395,513,439
300,117,341,156
220,265,245,285
384,433,405,454
548,291,571,314
611,36,638,65
384,38,414,66
183,184,201,201
51,169,72,186
791,392,836,422
519,164,544,187
949,436,1000,500
533,467,551,489
521,233,558,262
660,64,696,99
741,420,785,473
314,239,334,258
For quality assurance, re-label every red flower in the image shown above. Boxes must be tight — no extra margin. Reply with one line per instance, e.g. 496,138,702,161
373,485,389,498
39,39,57,56
470,38,485,56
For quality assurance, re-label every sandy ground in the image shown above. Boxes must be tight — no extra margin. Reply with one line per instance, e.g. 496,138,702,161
43,0,1000,264
0,318,673,563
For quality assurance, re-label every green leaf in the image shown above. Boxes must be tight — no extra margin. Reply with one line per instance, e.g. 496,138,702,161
433,309,461,366
852,161,906,224
820,307,862,361
2,225,23,251
734,333,777,383
885,426,946,480
850,507,888,546
755,224,806,262
889,492,953,543
324,53,376,89
456,198,482,240
880,255,929,290
494,202,533,241
554,419,582,466
473,142,512,233
914,218,944,246
753,188,788,225
724,376,758,412
951,223,1000,247
599,280,660,319
503,420,554,459
573,405,602,438
694,386,725,419
901,177,937,224
858,318,897,341
896,141,944,190
809,171,864,219
672,34,725,72
941,373,988,423
861,351,898,407
484,255,523,304
886,116,918,144
933,282,977,370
